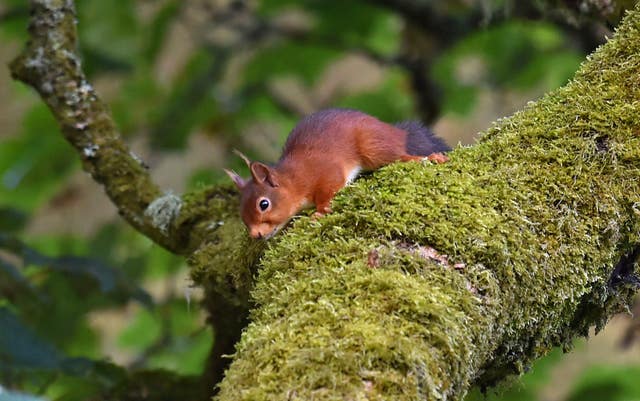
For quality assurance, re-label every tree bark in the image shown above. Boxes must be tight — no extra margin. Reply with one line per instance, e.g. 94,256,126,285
10,1,640,400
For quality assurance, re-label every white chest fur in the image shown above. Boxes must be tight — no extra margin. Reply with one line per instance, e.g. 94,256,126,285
344,166,362,185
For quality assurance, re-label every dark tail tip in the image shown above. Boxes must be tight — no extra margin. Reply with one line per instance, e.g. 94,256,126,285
395,120,450,156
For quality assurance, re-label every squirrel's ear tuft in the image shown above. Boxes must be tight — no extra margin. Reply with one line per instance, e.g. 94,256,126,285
224,168,246,189
250,162,279,187
233,149,252,168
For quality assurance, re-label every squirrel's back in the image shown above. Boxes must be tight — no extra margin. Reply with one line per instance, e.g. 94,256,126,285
281,109,449,163
280,109,367,160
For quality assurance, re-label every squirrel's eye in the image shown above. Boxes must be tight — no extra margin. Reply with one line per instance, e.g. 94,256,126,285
259,199,270,211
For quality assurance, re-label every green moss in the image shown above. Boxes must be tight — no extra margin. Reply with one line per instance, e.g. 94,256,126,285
176,184,239,250
179,184,267,305
189,223,264,308
222,234,500,400
215,5,640,401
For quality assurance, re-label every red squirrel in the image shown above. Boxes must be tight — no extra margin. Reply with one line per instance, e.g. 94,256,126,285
225,108,450,239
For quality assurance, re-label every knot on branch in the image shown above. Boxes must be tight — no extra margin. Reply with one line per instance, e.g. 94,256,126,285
145,192,183,235
11,0,79,82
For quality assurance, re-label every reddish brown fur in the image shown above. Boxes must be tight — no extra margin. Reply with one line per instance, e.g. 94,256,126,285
225,109,449,239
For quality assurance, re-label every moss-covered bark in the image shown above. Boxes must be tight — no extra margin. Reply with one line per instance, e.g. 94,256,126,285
215,6,640,400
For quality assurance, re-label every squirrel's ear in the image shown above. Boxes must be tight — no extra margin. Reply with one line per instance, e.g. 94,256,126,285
224,168,246,189
250,162,279,187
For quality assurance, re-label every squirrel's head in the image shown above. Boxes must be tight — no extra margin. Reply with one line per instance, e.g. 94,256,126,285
224,152,298,239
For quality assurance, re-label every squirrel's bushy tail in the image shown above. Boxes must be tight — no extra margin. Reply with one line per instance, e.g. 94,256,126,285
395,120,450,156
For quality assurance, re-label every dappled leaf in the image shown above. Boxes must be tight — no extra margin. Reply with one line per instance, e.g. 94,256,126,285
141,0,181,63
0,234,152,308
0,105,78,211
0,388,48,401
142,244,186,279
244,43,340,86
147,327,212,376
566,366,640,401
117,308,162,350
257,0,400,55
335,70,414,122
308,1,400,54
0,307,129,393
229,93,297,152
0,206,28,232
142,300,211,375
511,52,583,90
117,299,211,376
0,307,61,371
0,2,28,39
149,49,221,149
187,168,219,190
0,257,40,302
77,0,139,75
432,21,582,115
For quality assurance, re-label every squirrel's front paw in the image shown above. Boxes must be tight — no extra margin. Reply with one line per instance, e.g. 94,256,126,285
312,207,332,220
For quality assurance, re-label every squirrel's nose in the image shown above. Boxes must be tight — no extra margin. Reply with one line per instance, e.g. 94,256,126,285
250,228,262,239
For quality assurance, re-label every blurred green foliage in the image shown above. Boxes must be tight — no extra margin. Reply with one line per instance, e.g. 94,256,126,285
433,21,583,115
0,0,636,400
466,351,640,401
336,69,414,121
0,105,77,210
566,365,640,401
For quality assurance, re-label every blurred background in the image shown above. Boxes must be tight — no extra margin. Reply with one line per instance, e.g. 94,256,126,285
1,0,639,400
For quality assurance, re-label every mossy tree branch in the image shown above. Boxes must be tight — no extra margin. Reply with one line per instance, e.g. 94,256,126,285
215,6,640,400
9,0,174,249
